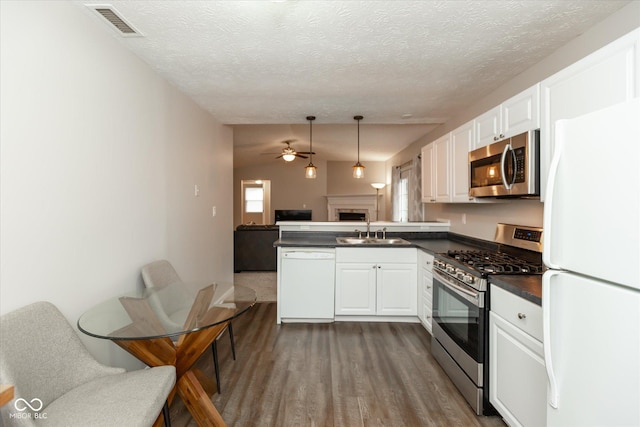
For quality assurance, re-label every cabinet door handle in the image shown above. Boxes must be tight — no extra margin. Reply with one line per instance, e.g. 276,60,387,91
517,312,526,319
499,133,504,139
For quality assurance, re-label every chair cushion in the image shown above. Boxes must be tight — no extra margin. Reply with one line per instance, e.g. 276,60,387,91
40,366,175,427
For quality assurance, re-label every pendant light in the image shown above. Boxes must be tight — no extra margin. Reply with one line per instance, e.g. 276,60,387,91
353,115,365,179
304,116,317,179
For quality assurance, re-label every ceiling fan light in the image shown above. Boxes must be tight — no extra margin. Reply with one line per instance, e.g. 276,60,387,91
305,163,317,179
282,153,296,162
353,162,365,179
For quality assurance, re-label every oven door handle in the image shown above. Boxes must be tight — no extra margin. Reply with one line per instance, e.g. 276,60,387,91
433,269,483,308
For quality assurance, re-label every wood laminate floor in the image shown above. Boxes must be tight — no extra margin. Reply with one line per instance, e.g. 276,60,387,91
170,303,506,427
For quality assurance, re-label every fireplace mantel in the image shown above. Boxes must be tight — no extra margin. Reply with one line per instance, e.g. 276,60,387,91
326,194,377,221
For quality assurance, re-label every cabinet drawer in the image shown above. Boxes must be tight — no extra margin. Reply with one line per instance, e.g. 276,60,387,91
491,285,542,341
423,276,433,299
418,250,434,269
336,247,416,264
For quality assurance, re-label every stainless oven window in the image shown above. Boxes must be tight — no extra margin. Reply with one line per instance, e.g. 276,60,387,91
433,271,485,362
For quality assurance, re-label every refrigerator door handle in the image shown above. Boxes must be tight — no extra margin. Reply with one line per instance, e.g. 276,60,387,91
543,270,560,409
542,121,565,269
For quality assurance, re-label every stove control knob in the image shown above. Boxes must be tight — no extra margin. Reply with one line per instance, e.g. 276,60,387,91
464,275,475,285
455,269,465,280
446,265,455,274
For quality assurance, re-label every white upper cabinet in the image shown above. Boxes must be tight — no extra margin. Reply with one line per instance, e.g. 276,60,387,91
475,84,540,149
422,133,451,203
422,122,475,204
475,105,502,148
450,120,475,202
421,143,435,203
503,83,540,138
540,28,640,201
434,134,451,203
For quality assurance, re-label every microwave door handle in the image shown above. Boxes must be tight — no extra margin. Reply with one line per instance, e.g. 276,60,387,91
500,144,513,190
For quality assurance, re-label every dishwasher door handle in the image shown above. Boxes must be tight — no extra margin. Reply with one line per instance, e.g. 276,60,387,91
282,252,335,260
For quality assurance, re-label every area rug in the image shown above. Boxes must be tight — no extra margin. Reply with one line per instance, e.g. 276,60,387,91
234,272,277,302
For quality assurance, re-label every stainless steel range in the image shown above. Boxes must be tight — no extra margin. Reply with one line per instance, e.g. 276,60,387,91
431,223,543,415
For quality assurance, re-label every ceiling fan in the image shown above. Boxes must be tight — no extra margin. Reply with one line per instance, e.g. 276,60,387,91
272,140,315,162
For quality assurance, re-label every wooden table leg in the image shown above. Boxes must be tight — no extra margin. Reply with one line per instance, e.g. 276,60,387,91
177,370,227,427
113,318,233,426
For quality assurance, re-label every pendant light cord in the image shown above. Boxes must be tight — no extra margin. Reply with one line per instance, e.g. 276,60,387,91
357,119,360,163
306,115,315,164
354,115,363,164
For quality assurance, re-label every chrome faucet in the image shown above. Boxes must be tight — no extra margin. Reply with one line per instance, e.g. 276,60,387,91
366,216,371,238
374,227,387,239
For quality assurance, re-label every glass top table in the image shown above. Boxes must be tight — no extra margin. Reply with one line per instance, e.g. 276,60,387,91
78,283,256,340
77,282,256,427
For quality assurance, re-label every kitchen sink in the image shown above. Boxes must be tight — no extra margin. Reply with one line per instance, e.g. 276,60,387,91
336,237,411,245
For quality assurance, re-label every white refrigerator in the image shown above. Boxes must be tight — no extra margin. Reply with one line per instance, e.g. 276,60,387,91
543,99,640,426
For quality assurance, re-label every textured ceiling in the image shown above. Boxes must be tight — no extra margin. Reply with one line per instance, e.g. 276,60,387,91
75,0,629,167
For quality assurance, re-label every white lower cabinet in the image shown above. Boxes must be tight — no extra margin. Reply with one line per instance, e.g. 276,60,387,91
417,250,434,333
334,263,377,315
335,248,417,317
489,285,546,427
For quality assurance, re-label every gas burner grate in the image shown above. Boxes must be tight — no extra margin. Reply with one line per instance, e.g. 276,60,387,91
446,250,543,274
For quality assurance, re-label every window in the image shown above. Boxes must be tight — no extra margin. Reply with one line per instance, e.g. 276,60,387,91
241,180,271,225
399,173,409,222
244,187,264,213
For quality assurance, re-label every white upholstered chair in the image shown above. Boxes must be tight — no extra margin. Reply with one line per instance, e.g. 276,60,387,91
140,260,235,393
0,301,175,427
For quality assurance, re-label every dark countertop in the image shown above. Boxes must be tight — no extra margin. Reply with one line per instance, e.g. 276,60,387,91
274,235,486,252
410,239,485,254
489,275,542,306
273,237,481,251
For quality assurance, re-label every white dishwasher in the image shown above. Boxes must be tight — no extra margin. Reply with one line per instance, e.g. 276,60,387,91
279,248,335,322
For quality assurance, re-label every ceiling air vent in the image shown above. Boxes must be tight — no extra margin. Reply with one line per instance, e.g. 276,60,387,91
87,5,143,37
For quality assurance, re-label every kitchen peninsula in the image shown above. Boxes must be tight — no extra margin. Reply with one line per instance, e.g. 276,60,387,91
275,220,479,325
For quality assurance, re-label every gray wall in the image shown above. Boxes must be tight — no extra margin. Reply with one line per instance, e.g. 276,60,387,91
233,160,387,227
0,1,235,369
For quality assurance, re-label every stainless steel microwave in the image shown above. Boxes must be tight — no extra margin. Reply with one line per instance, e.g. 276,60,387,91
468,130,540,198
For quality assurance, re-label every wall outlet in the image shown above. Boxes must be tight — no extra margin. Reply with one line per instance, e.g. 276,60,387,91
462,213,467,224
194,184,200,197
212,206,217,217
